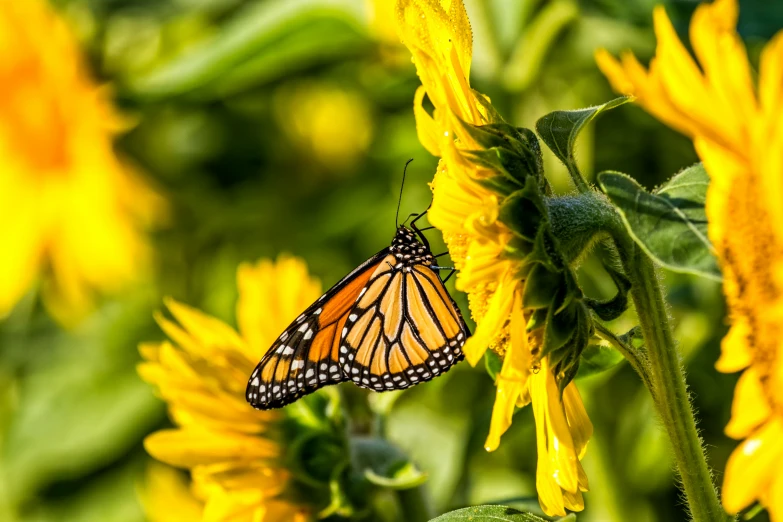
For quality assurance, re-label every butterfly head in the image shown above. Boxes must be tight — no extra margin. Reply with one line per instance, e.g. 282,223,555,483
390,226,433,267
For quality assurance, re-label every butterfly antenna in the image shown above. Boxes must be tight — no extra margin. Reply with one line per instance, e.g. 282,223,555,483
396,159,414,229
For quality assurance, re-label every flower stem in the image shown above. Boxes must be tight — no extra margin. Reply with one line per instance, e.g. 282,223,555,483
622,245,731,522
592,320,654,397
397,484,433,522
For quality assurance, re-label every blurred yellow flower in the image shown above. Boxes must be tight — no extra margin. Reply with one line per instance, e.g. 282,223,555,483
275,82,373,172
396,0,591,515
140,463,204,522
0,0,165,325
597,0,783,519
139,255,320,522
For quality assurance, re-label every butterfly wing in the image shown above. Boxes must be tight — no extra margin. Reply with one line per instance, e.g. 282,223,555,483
246,249,389,410
340,261,469,390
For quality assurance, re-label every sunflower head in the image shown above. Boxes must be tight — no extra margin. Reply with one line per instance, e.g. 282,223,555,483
140,255,431,520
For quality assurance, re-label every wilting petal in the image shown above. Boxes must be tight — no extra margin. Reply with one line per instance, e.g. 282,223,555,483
485,292,531,451
563,382,593,460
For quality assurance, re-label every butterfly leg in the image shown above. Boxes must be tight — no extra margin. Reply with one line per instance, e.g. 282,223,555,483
432,265,457,283
409,206,430,227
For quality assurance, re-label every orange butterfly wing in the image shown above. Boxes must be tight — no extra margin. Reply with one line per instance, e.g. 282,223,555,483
246,250,387,409
340,257,469,390
246,225,471,410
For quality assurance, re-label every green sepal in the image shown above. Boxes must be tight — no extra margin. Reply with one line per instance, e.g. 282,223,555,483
526,308,548,332
584,263,632,321
553,303,591,394
536,96,631,187
499,190,544,242
557,359,581,396
317,464,355,519
456,119,518,151
522,265,562,309
598,165,721,281
472,90,506,123
515,127,545,184
288,430,345,488
485,350,504,381
349,437,425,490
504,235,535,259
541,290,578,357
522,226,560,272
364,462,428,490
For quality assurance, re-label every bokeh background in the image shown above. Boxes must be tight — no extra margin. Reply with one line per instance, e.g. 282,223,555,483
1,0,782,520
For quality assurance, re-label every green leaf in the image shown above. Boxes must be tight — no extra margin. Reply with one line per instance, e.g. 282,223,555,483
598,164,721,281
576,344,625,379
536,97,631,188
429,505,554,521
127,0,366,99
0,300,164,507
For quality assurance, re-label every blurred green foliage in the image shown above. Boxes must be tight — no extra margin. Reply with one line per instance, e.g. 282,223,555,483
2,0,781,521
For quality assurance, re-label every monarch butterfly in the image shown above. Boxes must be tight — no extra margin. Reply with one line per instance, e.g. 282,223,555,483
246,169,469,410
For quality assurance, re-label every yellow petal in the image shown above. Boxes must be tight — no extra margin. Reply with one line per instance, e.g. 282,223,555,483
715,317,753,372
594,49,635,96
563,382,592,460
237,255,321,360
485,292,531,451
722,418,783,514
193,462,287,496
396,0,478,123
764,470,783,522
413,86,443,156
139,462,204,522
725,367,772,439
166,298,245,352
461,273,515,365
531,370,565,517
758,31,783,241
542,368,579,494
144,429,280,469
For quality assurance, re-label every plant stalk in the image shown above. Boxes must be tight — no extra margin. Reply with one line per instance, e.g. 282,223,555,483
622,245,731,522
397,484,434,522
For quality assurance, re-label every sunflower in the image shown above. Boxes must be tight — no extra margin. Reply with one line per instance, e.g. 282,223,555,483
396,0,592,515
0,0,164,325
597,0,783,519
139,255,320,521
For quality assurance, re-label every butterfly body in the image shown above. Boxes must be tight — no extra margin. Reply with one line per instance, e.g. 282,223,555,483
246,226,468,410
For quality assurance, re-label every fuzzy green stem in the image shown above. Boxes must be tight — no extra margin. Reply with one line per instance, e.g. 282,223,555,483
592,321,654,398
397,484,433,522
622,245,731,522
